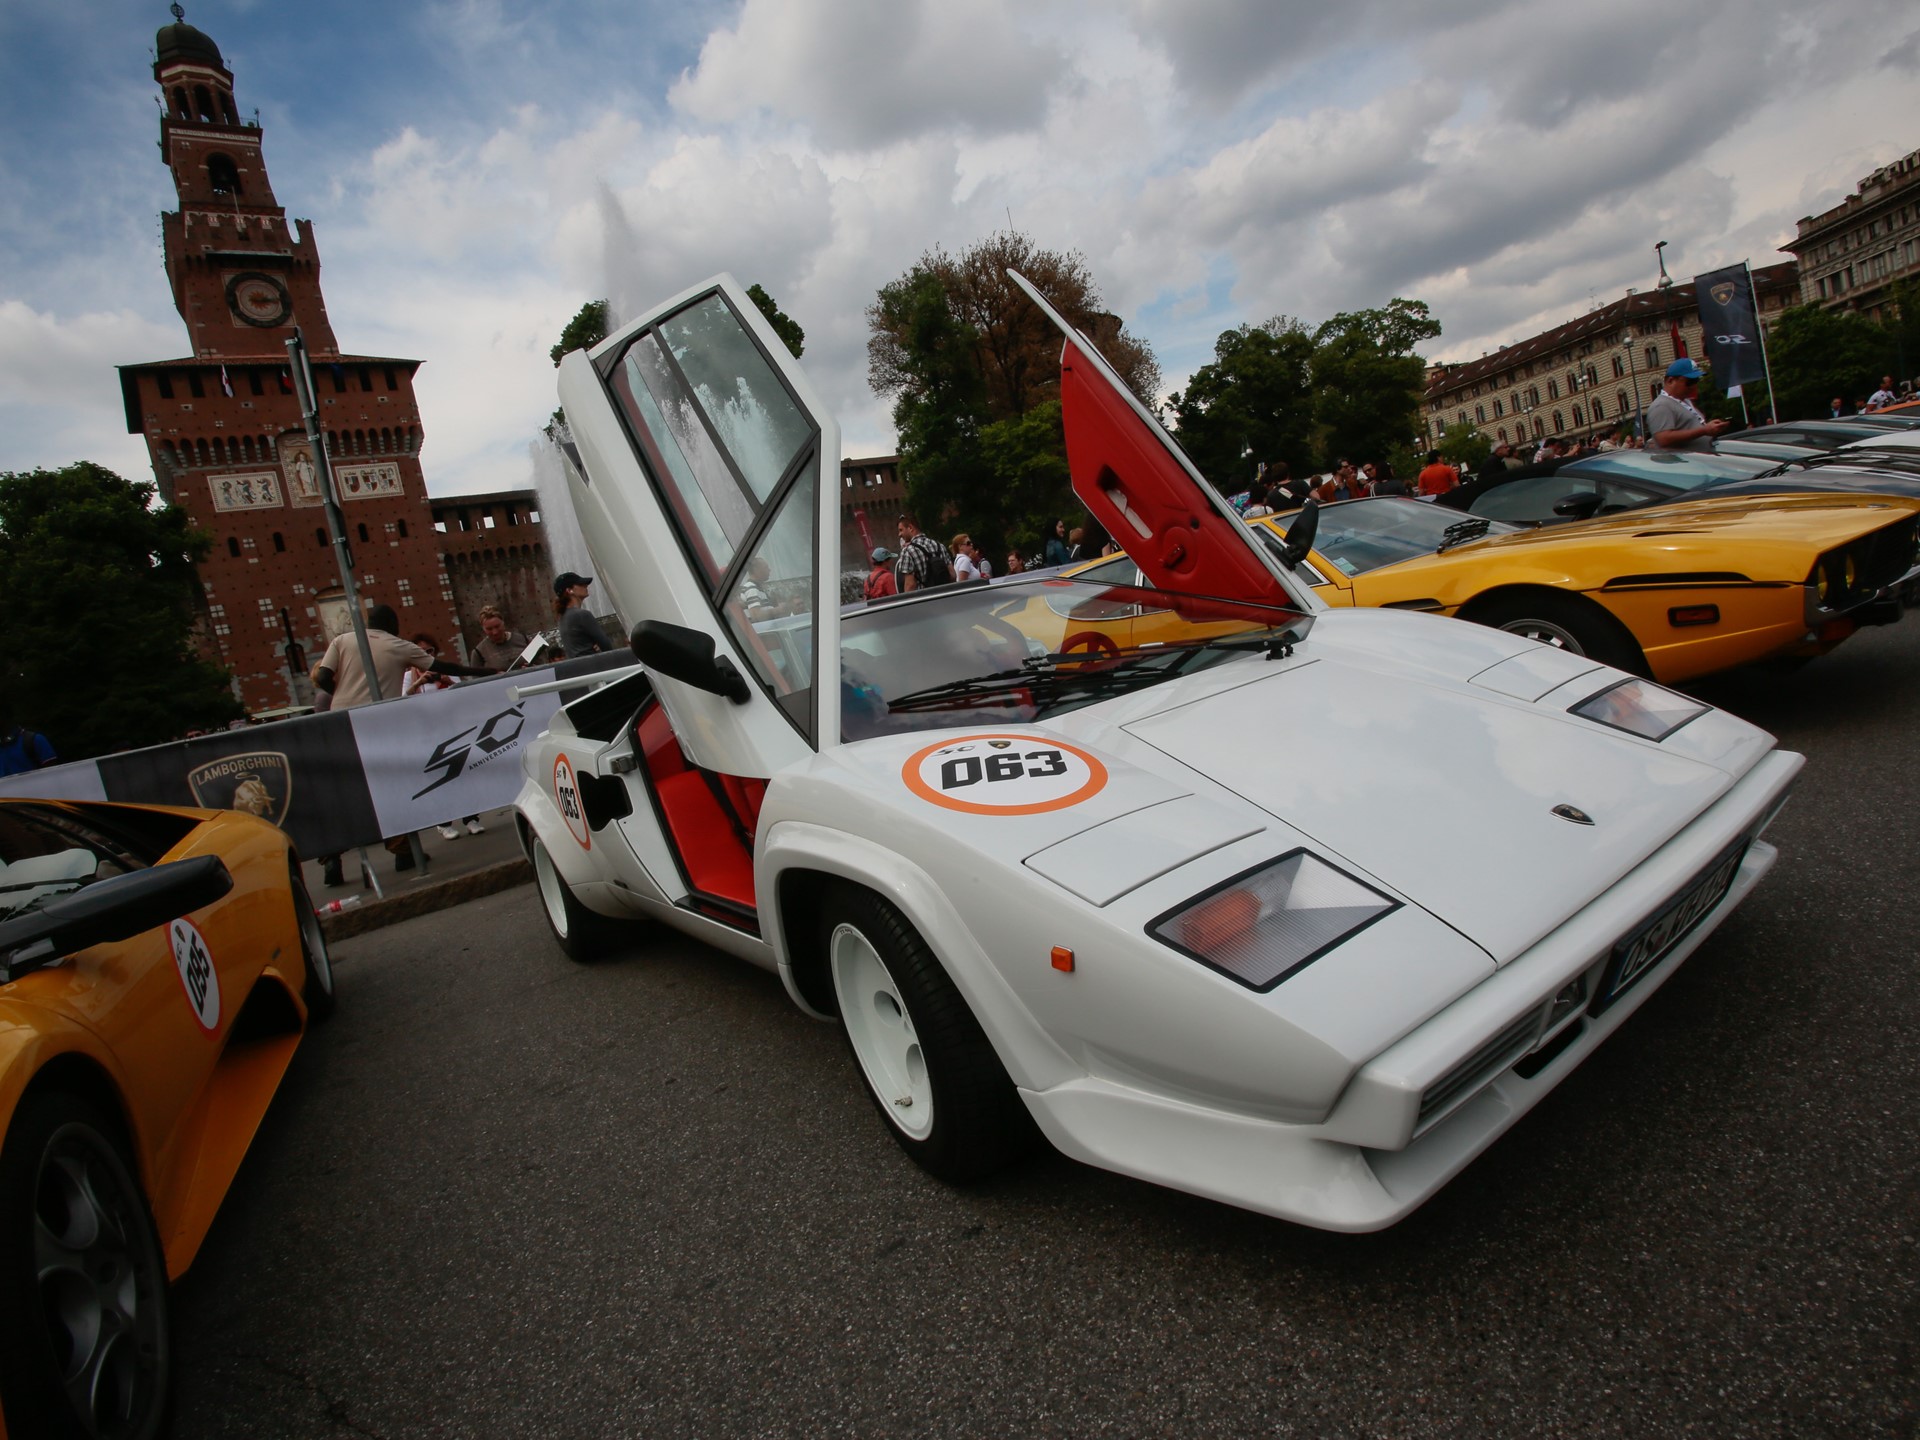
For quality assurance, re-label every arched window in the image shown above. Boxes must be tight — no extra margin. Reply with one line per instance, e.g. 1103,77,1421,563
1553,410,1564,431
196,439,211,466
316,528,328,547
172,87,192,119
193,86,215,122
226,537,240,557
356,523,369,543
1572,405,1584,426
396,519,408,538
207,154,241,197
272,532,286,553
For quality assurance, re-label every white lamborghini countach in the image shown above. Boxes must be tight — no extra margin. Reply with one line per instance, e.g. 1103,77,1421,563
513,272,1801,1231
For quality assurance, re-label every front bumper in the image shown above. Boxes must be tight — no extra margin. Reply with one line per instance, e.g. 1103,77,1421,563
1018,747,1803,1232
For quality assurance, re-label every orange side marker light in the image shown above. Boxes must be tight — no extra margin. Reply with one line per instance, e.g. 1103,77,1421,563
1050,946,1075,973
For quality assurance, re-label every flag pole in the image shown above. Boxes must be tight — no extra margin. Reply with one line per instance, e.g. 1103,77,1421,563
1748,261,1778,424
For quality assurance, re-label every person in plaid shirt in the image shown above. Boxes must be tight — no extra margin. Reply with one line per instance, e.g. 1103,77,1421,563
893,512,953,592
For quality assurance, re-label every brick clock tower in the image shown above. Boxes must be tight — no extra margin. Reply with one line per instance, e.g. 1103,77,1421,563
118,7,461,715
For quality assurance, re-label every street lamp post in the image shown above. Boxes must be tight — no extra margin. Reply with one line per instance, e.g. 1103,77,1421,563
1623,332,1645,441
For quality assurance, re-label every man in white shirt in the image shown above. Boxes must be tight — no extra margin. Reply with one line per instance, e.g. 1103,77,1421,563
1866,376,1898,411
1646,359,1732,451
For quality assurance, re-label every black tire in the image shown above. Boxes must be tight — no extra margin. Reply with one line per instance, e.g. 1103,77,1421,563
0,1091,171,1440
820,883,1037,1183
289,861,336,1022
530,832,628,963
1464,592,1646,675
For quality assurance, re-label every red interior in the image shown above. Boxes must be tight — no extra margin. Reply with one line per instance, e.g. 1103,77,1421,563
634,702,763,910
1060,338,1292,608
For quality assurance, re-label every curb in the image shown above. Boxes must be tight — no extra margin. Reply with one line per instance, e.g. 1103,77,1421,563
318,857,532,941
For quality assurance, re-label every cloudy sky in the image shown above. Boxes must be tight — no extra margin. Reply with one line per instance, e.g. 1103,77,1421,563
4,0,1917,498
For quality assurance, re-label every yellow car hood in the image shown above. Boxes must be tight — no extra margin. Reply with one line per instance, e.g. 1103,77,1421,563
1425,492,1920,577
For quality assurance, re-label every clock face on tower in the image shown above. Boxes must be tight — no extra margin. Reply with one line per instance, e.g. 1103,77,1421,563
226,271,292,328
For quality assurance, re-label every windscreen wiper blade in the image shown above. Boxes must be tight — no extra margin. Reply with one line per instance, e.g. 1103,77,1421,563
1437,517,1493,551
884,629,1304,714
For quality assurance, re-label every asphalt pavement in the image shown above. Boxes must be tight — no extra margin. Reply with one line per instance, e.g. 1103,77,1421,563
170,619,1920,1438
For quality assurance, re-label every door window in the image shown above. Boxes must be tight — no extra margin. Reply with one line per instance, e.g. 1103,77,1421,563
605,288,822,743
724,471,817,729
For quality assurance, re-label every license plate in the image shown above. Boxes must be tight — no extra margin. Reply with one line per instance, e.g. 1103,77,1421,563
1594,837,1749,1013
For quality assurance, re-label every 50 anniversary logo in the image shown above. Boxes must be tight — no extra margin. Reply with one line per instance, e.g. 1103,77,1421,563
413,703,529,800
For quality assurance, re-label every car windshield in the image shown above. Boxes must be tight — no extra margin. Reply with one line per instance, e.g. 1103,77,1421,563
838,577,1308,741
1563,450,1774,491
0,805,140,923
1262,498,1519,575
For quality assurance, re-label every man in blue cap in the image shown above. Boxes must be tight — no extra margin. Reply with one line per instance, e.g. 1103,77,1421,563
1646,358,1731,451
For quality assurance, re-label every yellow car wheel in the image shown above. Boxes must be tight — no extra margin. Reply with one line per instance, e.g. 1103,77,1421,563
1461,592,1646,675
291,862,336,1022
0,1091,172,1440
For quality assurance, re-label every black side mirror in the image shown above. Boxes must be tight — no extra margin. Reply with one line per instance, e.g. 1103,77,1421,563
0,855,234,982
630,620,750,703
1278,498,1320,569
1552,492,1605,521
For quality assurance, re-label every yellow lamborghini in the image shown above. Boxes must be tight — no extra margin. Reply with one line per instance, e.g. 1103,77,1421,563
0,799,330,1439
1069,494,1919,684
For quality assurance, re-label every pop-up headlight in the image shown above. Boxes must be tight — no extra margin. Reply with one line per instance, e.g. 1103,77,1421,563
1569,677,1707,741
1149,851,1398,991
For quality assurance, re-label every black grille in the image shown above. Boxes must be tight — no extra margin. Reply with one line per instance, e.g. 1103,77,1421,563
1816,515,1920,609
1417,1010,1542,1130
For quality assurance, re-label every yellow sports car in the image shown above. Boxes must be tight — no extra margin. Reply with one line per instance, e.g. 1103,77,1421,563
0,799,330,1440
1063,494,1919,684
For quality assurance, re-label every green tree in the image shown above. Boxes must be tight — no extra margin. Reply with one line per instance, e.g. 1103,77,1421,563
747,283,805,358
868,231,1161,557
0,463,240,759
1310,298,1441,466
1765,303,1889,419
1167,319,1316,492
549,299,610,367
1436,419,1491,471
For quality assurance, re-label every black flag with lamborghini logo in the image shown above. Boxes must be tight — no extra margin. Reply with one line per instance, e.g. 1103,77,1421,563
1694,264,1766,391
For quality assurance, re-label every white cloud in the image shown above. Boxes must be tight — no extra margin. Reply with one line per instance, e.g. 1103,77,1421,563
0,301,182,479
5,0,1920,495
671,0,1066,149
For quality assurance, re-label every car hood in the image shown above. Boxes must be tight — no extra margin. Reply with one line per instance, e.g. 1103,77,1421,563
1108,617,1743,963
1449,491,1920,556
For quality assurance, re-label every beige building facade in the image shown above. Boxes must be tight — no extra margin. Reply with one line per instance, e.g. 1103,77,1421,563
1423,263,1799,450
1784,147,1920,318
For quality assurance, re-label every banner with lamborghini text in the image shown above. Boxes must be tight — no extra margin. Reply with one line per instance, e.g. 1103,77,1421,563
0,651,636,857
1693,264,1767,391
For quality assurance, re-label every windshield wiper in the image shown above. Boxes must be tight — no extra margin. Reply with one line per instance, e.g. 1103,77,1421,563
884,629,1304,714
1437,517,1493,551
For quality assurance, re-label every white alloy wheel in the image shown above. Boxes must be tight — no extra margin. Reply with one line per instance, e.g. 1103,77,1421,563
532,835,571,941
830,921,934,1140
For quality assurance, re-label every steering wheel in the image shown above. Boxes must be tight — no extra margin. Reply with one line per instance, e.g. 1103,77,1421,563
967,612,1034,671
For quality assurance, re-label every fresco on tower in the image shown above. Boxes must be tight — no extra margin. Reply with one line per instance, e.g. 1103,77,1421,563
281,437,323,506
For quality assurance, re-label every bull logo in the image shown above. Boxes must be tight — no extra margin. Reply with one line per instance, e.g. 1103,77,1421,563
1711,282,1737,306
187,751,293,827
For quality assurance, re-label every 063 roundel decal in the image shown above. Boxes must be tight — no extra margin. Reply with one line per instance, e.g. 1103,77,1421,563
168,917,220,1032
554,753,591,850
902,735,1108,816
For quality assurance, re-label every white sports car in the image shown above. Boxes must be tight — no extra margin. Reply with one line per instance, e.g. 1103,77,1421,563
513,273,1801,1231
